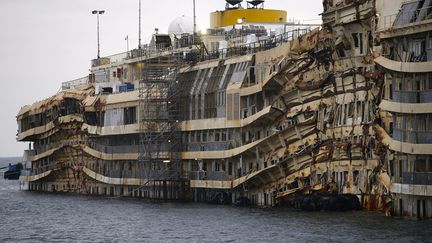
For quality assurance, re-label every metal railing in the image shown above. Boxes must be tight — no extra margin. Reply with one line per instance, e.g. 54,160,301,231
90,28,314,68
185,171,230,180
61,76,89,90
187,141,231,152
199,28,311,62
379,5,432,31
91,44,186,68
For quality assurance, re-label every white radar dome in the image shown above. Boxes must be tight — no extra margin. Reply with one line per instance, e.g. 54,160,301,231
168,15,195,35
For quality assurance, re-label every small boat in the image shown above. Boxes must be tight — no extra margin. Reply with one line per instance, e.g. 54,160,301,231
2,163,23,180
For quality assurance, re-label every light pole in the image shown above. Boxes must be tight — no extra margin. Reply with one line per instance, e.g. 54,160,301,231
92,10,105,59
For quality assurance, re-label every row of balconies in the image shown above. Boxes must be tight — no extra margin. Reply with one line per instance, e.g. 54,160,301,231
392,90,432,104
401,172,432,186
392,129,432,145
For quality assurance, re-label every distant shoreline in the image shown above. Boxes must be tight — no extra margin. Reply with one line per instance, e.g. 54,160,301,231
0,157,22,167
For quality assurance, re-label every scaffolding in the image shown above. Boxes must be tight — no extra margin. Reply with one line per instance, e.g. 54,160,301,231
138,52,183,183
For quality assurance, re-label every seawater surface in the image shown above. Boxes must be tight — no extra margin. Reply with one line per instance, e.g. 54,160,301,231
0,158,431,243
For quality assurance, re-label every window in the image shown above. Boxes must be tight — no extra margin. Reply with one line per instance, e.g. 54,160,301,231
428,114,432,131
399,199,403,216
221,132,226,141
353,171,359,186
347,102,354,119
335,105,341,126
389,84,393,100
351,33,364,54
415,158,427,172
399,160,403,178
416,114,426,131
123,107,136,125
202,132,207,142
336,44,346,58
428,73,432,90
389,122,393,136
428,156,432,172
352,33,359,48
389,160,394,177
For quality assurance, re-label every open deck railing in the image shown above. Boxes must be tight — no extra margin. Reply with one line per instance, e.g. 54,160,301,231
61,76,89,90
378,5,432,31
90,28,314,68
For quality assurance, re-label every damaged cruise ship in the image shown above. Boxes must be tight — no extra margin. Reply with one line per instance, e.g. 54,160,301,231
17,0,432,219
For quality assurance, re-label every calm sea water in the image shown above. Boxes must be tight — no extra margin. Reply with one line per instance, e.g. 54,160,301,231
0,157,431,243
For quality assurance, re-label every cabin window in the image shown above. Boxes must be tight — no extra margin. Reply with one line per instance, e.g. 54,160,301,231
84,112,97,126
389,84,393,100
336,44,346,58
428,115,432,130
123,107,137,125
389,122,393,136
191,132,196,142
117,68,122,78
347,102,354,119
415,158,427,172
202,132,207,142
352,33,364,54
428,73,432,90
353,170,359,186
428,157,432,172
215,131,220,141
417,115,426,131
389,160,394,177
399,160,403,178
221,131,226,141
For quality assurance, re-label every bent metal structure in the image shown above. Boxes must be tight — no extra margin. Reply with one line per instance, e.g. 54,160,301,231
17,0,432,218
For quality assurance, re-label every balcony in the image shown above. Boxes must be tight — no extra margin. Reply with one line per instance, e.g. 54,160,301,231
378,4,432,32
374,56,432,73
373,124,432,155
393,90,432,103
186,141,231,152
402,172,432,185
393,129,432,144
87,142,142,154
186,171,230,181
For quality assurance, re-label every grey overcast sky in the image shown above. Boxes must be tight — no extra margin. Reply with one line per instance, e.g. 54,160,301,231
0,0,323,157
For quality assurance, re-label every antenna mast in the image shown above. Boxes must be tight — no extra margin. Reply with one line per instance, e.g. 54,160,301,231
138,0,142,49
193,0,197,43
